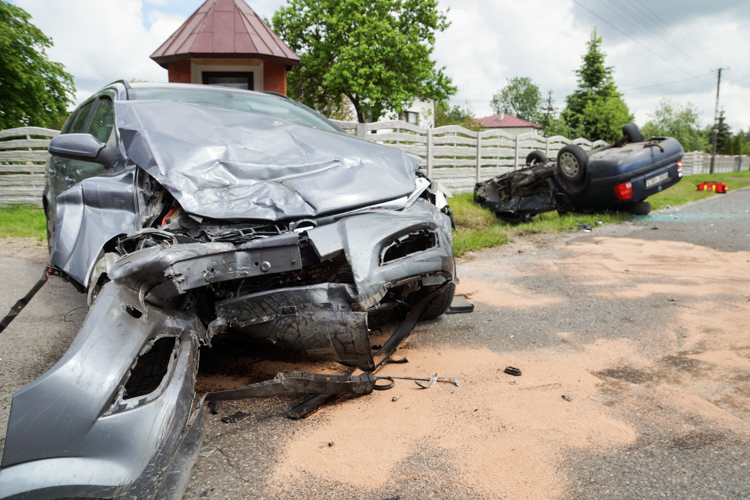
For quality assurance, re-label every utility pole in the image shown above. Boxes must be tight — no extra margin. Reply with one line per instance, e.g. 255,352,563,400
711,67,729,174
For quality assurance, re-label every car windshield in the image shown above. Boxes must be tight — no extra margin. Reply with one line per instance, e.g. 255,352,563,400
129,87,339,132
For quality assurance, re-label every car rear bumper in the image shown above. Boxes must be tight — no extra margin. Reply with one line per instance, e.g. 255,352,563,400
579,161,682,208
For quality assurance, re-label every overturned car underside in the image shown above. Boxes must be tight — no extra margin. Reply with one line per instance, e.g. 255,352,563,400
0,101,455,499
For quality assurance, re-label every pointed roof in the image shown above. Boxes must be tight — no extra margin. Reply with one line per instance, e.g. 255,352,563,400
151,0,300,67
477,112,541,129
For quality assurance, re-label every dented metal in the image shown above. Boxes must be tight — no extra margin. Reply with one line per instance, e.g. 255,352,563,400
1,85,456,499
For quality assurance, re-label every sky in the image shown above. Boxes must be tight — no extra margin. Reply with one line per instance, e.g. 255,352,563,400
11,0,750,133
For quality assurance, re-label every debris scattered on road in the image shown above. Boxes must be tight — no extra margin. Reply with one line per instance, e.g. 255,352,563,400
505,366,522,376
392,394,403,402
199,446,217,458
562,395,573,402
415,373,438,389
221,411,250,424
328,441,335,447
510,380,519,385
652,227,659,230
207,400,222,415
378,374,462,388
596,221,603,225
577,223,593,232
447,295,474,314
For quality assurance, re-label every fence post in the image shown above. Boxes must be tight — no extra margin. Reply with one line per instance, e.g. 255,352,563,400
426,127,433,177
356,123,366,139
475,132,482,183
514,134,520,170
545,135,550,159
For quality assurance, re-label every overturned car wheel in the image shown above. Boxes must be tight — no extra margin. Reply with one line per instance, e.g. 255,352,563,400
623,122,645,143
525,150,548,166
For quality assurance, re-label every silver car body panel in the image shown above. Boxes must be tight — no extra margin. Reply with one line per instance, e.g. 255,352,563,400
3,95,455,499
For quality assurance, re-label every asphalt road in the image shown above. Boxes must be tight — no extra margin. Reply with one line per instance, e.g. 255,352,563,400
0,187,748,499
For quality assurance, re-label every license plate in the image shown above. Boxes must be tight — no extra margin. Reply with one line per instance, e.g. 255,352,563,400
646,171,669,188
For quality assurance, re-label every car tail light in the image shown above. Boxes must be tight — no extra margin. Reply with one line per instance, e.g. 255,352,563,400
614,181,633,200
676,160,683,177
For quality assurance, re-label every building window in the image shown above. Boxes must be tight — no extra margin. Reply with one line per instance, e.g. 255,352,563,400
399,111,419,125
202,72,254,90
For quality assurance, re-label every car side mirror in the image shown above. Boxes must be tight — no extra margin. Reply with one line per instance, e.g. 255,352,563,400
48,134,107,162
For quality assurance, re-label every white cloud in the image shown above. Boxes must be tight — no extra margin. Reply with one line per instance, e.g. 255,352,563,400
13,0,750,133
435,0,750,132
16,0,185,103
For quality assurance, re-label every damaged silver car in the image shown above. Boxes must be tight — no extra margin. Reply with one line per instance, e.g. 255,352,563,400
0,82,455,499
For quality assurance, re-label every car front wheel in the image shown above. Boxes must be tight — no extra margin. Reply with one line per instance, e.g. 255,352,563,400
414,282,456,320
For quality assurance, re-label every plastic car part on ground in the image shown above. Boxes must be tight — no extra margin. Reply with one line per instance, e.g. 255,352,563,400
474,124,684,223
696,182,728,193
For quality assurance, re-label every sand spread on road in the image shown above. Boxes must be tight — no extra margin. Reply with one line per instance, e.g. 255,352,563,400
270,237,750,499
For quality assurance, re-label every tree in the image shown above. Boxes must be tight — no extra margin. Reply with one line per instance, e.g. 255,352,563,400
271,0,456,123
641,99,709,152
432,101,480,130
490,77,542,123
0,1,75,129
560,29,632,142
539,90,555,133
714,110,730,154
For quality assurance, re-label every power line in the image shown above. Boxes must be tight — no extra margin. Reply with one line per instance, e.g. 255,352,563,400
571,0,706,80
628,0,719,68
621,73,715,92
600,0,716,71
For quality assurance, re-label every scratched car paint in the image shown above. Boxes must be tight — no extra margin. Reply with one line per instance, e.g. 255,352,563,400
0,83,456,499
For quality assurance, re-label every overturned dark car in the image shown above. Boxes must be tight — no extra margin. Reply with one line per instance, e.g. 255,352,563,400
0,83,456,499
475,123,684,222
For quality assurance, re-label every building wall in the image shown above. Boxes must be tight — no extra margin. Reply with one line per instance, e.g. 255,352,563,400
166,58,287,95
481,127,542,136
263,61,287,95
167,60,191,83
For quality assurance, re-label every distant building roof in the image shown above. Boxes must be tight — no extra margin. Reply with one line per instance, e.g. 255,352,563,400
477,112,541,129
151,0,300,68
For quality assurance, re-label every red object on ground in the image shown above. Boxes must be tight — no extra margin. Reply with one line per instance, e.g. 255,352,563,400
696,182,728,193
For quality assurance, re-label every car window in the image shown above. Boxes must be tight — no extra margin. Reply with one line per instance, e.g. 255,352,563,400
88,97,115,143
130,87,339,132
68,100,96,134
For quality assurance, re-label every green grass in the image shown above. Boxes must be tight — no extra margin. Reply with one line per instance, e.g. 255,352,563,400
648,171,750,210
0,204,47,240
451,193,509,257
451,171,750,257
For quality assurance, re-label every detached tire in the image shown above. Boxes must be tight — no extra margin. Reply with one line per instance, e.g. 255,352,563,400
555,144,588,184
622,122,645,143
525,150,548,166
416,282,456,320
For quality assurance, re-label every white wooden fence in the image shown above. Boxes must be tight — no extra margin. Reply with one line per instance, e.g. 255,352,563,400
681,152,750,176
0,127,59,206
332,120,610,193
1,122,748,206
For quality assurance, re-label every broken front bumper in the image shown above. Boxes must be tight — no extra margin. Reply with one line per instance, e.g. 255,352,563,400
0,283,205,500
0,199,455,499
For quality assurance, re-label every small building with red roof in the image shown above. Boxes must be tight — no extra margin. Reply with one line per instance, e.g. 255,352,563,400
476,111,542,135
150,0,299,95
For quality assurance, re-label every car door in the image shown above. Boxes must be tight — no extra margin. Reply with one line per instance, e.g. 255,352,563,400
59,93,115,192
47,99,96,218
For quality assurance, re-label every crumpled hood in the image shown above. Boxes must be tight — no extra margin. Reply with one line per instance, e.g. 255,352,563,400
115,100,420,221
